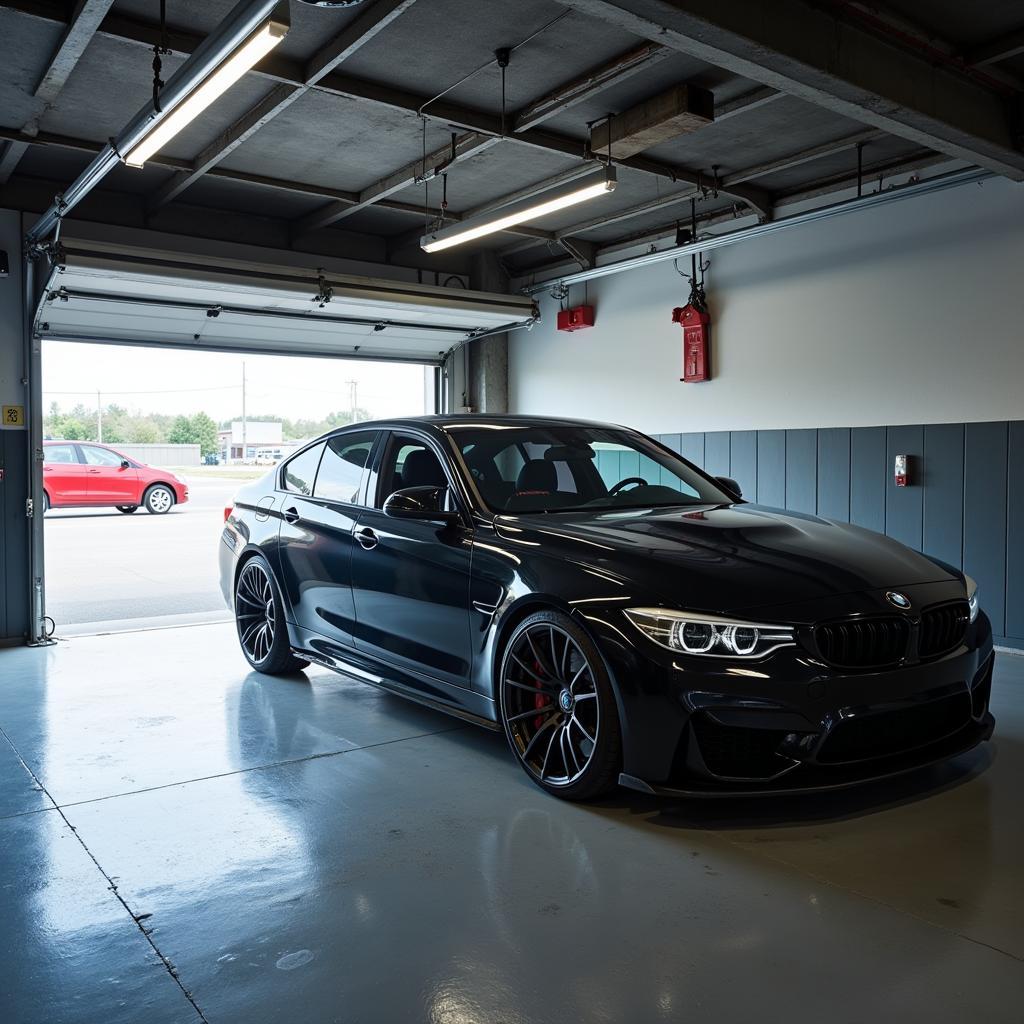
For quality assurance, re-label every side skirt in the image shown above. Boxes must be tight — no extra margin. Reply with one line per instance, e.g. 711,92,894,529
294,644,502,732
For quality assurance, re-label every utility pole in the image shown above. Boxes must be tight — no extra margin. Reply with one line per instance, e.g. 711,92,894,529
346,378,358,423
241,361,247,464
96,389,102,443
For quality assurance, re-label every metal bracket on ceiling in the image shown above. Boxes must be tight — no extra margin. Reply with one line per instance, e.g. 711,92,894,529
47,287,69,303
313,269,333,308
558,237,597,270
548,281,569,303
206,305,223,318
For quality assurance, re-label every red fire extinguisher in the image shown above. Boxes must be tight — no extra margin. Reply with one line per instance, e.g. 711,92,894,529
672,203,711,382
672,303,710,382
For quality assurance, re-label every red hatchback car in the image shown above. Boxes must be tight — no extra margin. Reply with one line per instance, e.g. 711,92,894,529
42,441,189,515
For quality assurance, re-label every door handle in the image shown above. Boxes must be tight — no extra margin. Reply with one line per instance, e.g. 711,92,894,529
283,506,301,524
87,468,101,474
355,526,378,550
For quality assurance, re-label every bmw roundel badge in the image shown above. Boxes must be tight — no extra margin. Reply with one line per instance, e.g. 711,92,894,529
886,591,911,610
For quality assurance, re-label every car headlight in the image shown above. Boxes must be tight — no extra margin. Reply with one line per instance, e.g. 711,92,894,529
965,575,979,623
625,608,796,658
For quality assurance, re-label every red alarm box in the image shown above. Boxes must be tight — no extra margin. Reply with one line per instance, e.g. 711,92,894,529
672,304,711,382
557,305,595,332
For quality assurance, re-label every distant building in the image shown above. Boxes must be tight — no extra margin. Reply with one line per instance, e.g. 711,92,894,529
219,421,283,462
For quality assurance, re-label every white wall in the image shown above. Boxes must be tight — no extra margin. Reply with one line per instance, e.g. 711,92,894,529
509,177,1024,433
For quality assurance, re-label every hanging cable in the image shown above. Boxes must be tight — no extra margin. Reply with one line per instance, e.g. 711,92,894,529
416,9,570,118
496,48,510,137
151,0,171,112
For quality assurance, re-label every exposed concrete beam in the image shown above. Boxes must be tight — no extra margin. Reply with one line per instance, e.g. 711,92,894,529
513,41,672,131
293,132,499,237
149,83,305,209
590,82,714,159
965,27,1024,68
715,85,781,119
303,0,420,84
723,129,882,186
0,126,558,246
2,0,114,182
2,2,771,217
148,0,422,210
552,0,1024,180
0,141,29,186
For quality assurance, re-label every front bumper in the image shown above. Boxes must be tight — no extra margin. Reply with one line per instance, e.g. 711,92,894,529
582,603,995,797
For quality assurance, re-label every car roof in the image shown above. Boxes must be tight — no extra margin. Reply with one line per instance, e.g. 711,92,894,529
330,414,626,434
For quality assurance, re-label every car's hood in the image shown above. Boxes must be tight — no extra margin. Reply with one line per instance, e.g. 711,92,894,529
498,503,957,615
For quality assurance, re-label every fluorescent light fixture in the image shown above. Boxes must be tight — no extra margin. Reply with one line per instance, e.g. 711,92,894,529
421,166,617,252
124,18,288,168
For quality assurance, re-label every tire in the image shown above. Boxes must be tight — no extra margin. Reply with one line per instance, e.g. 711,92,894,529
234,555,309,675
41,492,50,515
143,484,174,515
117,505,138,514
499,609,621,800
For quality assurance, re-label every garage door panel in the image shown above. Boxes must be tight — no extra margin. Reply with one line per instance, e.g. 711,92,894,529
36,244,536,365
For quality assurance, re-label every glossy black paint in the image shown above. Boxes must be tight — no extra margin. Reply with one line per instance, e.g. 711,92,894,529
219,415,995,795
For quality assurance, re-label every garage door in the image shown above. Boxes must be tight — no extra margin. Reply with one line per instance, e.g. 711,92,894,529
33,240,537,364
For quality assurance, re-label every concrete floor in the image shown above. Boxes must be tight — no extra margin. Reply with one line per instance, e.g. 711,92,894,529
1,625,1022,1024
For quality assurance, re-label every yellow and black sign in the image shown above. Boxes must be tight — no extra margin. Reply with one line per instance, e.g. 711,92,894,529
2,405,25,427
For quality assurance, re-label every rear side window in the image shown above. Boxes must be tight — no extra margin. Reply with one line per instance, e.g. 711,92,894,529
314,431,377,505
282,442,325,496
45,444,78,464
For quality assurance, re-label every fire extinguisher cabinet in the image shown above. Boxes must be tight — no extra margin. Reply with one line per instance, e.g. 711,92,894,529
672,304,711,382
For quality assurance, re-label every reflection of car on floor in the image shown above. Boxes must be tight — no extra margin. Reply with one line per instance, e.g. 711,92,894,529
219,415,994,802
43,441,189,515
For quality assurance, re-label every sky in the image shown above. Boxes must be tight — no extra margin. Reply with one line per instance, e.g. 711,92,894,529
42,341,431,423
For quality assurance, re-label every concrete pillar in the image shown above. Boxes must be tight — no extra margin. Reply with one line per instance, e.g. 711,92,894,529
0,209,30,644
467,251,509,414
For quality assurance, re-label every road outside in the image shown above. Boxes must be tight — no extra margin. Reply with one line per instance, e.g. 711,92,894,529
44,474,249,631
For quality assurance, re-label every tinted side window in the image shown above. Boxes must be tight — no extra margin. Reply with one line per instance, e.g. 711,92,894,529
377,434,448,507
45,444,79,464
314,431,377,505
82,446,125,467
282,442,325,496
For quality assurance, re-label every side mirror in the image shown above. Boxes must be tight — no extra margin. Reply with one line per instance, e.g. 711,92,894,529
120,460,131,469
715,476,742,500
383,485,459,525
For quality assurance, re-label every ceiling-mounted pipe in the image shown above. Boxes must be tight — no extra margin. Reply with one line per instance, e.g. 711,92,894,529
521,167,992,294
26,0,285,247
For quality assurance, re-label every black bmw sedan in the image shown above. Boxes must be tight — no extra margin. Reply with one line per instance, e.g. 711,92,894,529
219,415,994,800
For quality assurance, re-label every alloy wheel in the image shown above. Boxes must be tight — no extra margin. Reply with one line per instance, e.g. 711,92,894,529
148,486,173,513
501,623,600,787
236,560,276,665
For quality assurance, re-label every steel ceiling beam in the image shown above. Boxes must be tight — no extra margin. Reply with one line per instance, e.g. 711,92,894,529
149,0,422,210
965,27,1024,68
293,37,769,236
3,1,771,218
512,41,672,131
0,0,114,184
0,126,558,245
551,0,1024,181
25,0,288,245
292,132,500,237
722,129,882,186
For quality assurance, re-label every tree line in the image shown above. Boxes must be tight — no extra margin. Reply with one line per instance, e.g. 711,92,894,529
44,403,370,457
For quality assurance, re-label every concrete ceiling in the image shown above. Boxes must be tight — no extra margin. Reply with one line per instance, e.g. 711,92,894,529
0,0,1021,282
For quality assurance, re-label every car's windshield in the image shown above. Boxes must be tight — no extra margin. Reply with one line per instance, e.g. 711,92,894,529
448,424,733,514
